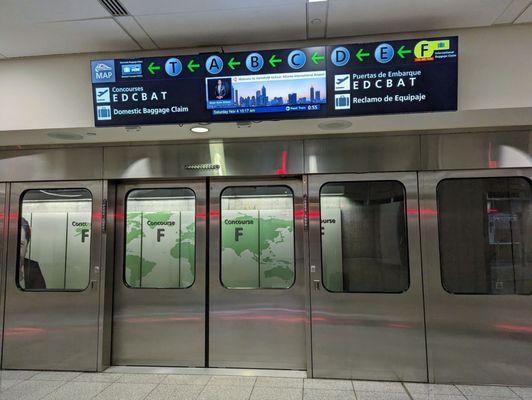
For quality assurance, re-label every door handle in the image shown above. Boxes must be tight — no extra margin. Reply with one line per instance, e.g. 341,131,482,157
313,280,320,291
91,265,100,290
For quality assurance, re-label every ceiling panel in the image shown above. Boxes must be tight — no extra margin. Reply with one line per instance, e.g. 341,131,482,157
136,4,306,49
121,0,304,16
494,0,532,24
0,0,109,22
0,19,139,57
115,16,158,49
516,4,532,22
326,0,513,38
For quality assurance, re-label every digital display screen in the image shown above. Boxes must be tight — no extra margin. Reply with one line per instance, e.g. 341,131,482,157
90,37,457,127
205,71,326,116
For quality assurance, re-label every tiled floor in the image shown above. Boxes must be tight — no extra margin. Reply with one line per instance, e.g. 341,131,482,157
0,370,531,400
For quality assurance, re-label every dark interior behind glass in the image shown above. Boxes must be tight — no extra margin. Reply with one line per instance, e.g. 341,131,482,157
438,177,532,295
320,181,409,293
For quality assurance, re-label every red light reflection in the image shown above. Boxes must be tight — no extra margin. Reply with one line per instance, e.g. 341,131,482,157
124,316,202,324
218,314,305,323
276,150,288,175
308,211,320,219
488,142,497,169
4,327,46,336
294,210,305,218
496,324,532,334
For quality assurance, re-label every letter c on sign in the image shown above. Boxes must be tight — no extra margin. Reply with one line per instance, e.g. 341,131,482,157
288,50,306,70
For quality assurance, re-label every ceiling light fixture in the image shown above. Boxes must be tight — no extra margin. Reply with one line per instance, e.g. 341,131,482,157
190,126,209,133
308,0,327,3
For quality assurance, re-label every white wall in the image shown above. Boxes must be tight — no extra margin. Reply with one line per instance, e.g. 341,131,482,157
0,24,531,142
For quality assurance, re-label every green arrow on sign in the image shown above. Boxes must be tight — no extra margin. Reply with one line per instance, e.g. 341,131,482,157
148,61,161,75
397,45,412,59
355,49,370,62
187,59,200,72
269,54,282,67
228,57,241,70
311,52,325,64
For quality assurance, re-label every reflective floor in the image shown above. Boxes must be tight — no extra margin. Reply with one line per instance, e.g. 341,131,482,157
0,370,531,400
0,371,532,400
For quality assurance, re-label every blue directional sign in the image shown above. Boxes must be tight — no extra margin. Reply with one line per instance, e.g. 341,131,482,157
374,43,394,63
330,47,350,67
165,58,182,77
246,53,264,72
205,55,224,74
287,50,306,70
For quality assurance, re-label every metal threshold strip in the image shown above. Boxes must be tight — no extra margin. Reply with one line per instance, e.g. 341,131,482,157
105,366,307,378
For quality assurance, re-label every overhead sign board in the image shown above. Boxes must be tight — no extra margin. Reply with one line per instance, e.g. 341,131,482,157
90,37,457,127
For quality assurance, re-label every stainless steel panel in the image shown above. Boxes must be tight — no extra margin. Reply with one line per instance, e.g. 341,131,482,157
0,148,103,181
304,135,421,174
97,181,115,371
112,180,206,367
209,178,307,370
420,168,532,385
0,182,7,367
308,173,427,381
104,140,304,179
2,181,103,371
421,130,532,170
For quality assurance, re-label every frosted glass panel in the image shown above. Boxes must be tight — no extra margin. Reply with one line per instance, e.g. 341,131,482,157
18,188,92,291
124,188,196,289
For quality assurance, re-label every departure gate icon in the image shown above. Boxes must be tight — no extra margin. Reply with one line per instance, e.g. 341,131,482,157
335,74,350,91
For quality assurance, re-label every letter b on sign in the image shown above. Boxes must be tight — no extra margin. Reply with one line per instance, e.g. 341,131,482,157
246,53,264,72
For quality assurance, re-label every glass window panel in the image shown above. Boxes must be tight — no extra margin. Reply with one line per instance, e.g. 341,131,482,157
437,177,532,295
221,186,295,289
18,188,92,291
320,181,410,293
124,188,196,289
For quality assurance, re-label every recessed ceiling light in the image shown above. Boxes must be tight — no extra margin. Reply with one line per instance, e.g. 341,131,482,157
190,126,209,133
308,0,327,3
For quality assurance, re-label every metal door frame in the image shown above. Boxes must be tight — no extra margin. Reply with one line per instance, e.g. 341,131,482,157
2,180,104,371
308,172,427,381
208,177,308,370
111,179,207,367
0,182,8,367
419,168,532,385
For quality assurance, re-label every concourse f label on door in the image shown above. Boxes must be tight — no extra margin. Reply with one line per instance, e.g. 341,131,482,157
90,37,457,127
